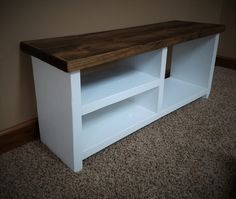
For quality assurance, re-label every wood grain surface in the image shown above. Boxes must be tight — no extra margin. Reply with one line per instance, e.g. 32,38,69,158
20,20,225,72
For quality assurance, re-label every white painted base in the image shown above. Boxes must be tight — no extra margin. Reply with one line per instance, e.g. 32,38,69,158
31,34,219,172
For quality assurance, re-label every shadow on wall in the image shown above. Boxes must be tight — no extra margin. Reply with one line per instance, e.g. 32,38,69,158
18,50,37,119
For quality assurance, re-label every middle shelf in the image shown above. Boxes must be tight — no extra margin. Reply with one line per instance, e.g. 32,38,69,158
81,67,160,115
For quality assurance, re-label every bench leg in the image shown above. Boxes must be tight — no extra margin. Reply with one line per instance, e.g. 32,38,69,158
32,57,83,172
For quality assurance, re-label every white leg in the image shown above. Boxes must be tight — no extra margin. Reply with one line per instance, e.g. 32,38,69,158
32,57,82,172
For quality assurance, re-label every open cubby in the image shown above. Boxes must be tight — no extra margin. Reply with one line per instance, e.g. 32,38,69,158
81,88,158,159
161,35,218,115
79,48,165,159
81,48,165,115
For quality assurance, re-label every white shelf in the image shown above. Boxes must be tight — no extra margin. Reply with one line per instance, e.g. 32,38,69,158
160,77,208,115
81,68,160,115
81,100,156,159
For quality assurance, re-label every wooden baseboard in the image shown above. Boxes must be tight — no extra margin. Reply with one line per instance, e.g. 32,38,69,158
216,55,236,70
0,118,39,154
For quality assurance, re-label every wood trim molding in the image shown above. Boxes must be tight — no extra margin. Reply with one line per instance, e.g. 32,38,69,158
216,55,236,70
0,118,39,154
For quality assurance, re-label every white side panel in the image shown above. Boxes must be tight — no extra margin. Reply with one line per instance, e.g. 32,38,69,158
171,35,219,90
32,57,82,172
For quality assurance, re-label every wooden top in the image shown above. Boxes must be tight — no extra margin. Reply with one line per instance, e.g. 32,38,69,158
20,20,225,72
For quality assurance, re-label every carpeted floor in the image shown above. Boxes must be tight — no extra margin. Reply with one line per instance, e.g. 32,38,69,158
0,66,236,199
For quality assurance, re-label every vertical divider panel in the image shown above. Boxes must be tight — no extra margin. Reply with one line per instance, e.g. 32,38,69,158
70,71,83,171
205,34,219,98
158,47,168,110
32,57,83,172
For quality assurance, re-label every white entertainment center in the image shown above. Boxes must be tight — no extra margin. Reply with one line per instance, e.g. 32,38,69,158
21,21,224,172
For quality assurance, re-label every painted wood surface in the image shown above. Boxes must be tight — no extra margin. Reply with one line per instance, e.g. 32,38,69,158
32,57,82,171
28,21,221,172
21,21,225,72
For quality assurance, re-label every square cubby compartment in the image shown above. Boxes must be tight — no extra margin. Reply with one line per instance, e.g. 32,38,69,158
161,35,219,114
81,48,166,115
81,88,159,159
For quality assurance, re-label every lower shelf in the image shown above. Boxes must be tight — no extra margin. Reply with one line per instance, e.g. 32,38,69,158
160,77,208,115
81,100,156,159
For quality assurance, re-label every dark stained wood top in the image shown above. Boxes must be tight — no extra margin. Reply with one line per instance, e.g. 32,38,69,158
20,20,225,72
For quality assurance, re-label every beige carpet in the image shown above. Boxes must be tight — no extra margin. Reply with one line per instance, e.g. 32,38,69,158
0,66,236,199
